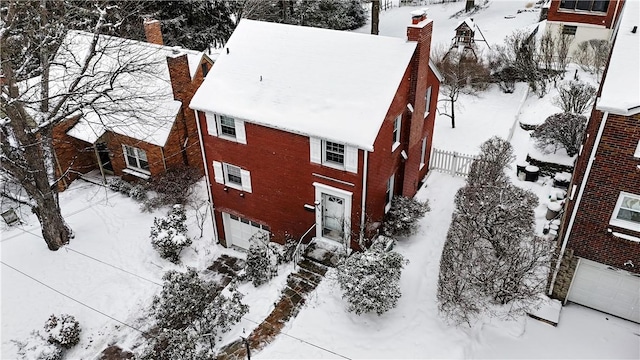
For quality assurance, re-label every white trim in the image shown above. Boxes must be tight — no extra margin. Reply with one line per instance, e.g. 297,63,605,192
240,169,252,193
360,150,369,243
223,163,244,191
609,192,640,232
322,140,346,170
122,144,151,174
424,86,432,118
122,168,150,180
194,109,218,242
310,137,322,164
420,136,427,169
204,112,218,136
313,182,353,245
212,161,224,184
312,173,355,187
214,113,247,144
612,231,640,242
634,140,640,158
235,119,247,144
385,174,395,213
345,145,358,174
392,114,402,150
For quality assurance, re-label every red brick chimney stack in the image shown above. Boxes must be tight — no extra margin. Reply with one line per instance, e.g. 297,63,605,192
144,19,164,45
411,9,427,24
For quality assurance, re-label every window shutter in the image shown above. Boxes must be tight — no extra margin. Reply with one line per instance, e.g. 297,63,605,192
235,119,247,144
310,137,321,164
345,145,358,173
212,161,224,184
121,144,129,167
240,169,252,193
205,112,218,136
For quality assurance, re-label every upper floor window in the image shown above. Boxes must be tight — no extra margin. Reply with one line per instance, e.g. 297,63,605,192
385,174,395,213
201,62,209,77
203,112,246,144
392,115,402,151
610,192,640,232
420,136,428,169
212,161,252,193
309,137,358,173
425,86,432,117
559,0,609,12
123,145,150,173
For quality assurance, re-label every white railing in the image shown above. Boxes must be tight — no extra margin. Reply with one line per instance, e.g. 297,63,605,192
429,148,478,177
292,224,316,268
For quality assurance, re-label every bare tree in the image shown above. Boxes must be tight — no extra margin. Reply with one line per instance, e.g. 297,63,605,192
433,45,489,128
552,80,596,114
531,113,587,157
555,28,572,73
1,1,166,250
539,30,556,71
573,39,610,77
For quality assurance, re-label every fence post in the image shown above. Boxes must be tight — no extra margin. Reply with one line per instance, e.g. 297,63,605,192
451,152,458,176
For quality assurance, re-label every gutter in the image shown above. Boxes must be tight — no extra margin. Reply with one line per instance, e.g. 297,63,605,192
359,150,369,244
194,109,218,241
548,111,609,295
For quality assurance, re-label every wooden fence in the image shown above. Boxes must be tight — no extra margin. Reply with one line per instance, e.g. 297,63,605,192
429,148,478,177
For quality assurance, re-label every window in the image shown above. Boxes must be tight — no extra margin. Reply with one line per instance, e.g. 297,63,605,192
425,86,432,117
309,138,358,173
420,136,428,169
559,0,609,12
392,115,402,151
212,161,252,192
385,174,395,213
610,192,640,232
123,145,149,173
201,62,209,77
562,25,577,35
324,141,345,165
219,115,237,138
203,112,246,144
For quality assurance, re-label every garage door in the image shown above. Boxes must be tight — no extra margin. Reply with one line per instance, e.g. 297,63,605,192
223,213,269,250
568,258,640,323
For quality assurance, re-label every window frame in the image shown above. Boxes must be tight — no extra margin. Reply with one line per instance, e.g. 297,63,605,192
559,0,609,12
385,174,395,213
420,136,427,169
424,86,432,118
224,163,243,187
392,115,402,152
218,114,237,139
634,140,640,158
123,145,150,174
609,192,640,232
323,140,345,167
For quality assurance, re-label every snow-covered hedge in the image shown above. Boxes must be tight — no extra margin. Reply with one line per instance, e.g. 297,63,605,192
13,331,62,360
382,196,430,237
245,232,278,286
43,314,81,349
150,204,192,263
13,314,81,360
336,237,408,315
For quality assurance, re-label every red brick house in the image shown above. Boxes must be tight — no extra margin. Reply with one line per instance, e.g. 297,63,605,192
549,0,639,323
52,20,213,188
190,12,441,250
544,0,625,55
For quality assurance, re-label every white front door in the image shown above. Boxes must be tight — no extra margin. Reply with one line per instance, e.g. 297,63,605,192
223,213,269,250
322,194,345,240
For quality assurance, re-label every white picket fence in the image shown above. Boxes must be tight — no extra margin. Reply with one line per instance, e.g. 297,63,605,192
429,148,478,177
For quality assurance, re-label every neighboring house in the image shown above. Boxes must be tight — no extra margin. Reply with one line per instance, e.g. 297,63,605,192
550,0,639,323
52,20,213,189
544,0,625,54
190,11,442,251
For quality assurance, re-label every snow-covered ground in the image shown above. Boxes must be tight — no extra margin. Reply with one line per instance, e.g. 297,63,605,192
2,1,639,359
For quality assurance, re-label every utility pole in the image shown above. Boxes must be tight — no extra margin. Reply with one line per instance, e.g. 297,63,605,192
371,0,380,35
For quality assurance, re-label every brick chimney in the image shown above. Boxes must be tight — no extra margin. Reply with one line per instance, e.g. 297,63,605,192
167,49,192,102
144,19,163,45
403,9,434,197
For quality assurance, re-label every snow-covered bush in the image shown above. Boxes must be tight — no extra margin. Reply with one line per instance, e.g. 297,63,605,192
107,178,132,194
150,204,192,263
531,113,587,157
467,136,514,187
43,314,81,349
128,184,148,201
13,331,62,360
142,268,248,359
336,239,408,315
382,196,430,237
143,165,201,211
552,80,596,115
245,232,278,286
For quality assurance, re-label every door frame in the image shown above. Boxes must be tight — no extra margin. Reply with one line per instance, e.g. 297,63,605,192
313,182,352,245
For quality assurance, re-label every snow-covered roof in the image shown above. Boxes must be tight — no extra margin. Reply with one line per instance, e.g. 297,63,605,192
457,17,475,31
189,19,418,151
50,31,205,146
596,1,640,116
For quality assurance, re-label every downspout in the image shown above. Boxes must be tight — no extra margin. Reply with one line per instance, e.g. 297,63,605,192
548,111,609,295
194,109,218,241
160,147,167,170
359,150,369,244
611,0,622,37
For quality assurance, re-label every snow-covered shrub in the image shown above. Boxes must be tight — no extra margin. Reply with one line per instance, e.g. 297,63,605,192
245,232,278,286
13,331,62,360
382,196,430,237
552,80,596,115
337,240,408,315
467,136,514,187
128,184,148,201
142,269,249,359
144,165,201,211
43,314,81,349
150,204,192,263
531,113,587,157
107,178,132,194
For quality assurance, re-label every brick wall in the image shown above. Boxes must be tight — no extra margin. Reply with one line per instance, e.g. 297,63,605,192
547,0,624,28
52,117,99,190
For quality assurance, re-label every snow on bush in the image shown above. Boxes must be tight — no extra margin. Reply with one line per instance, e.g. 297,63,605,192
336,237,408,315
382,196,430,237
150,204,192,263
245,232,278,286
13,331,62,360
531,112,587,157
142,268,249,359
43,314,81,349
552,80,596,115
107,178,132,194
142,165,201,211
128,184,148,201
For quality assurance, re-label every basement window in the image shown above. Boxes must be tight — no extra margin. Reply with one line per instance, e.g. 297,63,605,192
562,25,577,35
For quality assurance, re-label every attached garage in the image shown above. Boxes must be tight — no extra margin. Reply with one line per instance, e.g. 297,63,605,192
222,212,270,250
567,258,640,323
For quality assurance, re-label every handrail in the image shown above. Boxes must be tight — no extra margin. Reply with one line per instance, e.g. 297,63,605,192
293,223,316,268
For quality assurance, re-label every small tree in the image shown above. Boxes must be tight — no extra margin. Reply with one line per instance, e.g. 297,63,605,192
337,239,408,315
43,314,81,349
555,28,573,73
573,39,610,77
150,205,192,263
382,196,430,237
245,232,278,286
552,80,596,114
531,113,587,157
539,30,556,72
